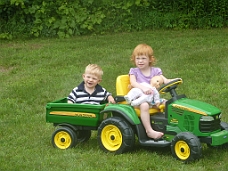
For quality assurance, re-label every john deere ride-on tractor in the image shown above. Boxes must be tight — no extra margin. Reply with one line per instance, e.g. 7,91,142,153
46,75,228,162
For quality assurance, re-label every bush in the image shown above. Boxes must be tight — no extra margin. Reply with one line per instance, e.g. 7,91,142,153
1,0,228,39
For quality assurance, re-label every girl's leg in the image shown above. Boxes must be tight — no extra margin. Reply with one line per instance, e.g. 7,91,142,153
131,95,148,106
124,88,142,104
140,102,164,139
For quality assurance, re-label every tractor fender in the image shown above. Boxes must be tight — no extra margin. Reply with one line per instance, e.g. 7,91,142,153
101,104,140,125
54,123,79,131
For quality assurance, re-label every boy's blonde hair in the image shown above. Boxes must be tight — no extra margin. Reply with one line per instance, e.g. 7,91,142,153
131,44,156,66
84,64,103,79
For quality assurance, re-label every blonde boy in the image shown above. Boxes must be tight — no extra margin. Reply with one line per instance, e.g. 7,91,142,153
67,64,115,104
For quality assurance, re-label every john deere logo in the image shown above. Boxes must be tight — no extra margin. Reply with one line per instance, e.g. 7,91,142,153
50,111,96,118
170,118,178,123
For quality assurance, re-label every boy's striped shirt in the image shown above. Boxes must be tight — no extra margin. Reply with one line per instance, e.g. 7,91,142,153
67,81,111,105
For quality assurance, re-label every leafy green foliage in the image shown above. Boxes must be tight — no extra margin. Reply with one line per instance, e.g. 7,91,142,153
0,0,228,39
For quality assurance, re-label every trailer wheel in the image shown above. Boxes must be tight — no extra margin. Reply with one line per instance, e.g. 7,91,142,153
97,117,135,154
75,130,91,143
171,132,202,163
52,127,77,149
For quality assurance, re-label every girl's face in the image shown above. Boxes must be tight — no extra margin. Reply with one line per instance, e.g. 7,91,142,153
135,55,151,69
83,73,101,89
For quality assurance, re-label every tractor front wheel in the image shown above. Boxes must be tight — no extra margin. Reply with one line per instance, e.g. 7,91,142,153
97,117,135,154
171,132,202,163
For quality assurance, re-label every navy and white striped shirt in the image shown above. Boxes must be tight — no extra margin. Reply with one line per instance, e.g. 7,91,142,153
67,81,111,105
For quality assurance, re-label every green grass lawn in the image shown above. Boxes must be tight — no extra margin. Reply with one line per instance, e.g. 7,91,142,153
1,28,228,171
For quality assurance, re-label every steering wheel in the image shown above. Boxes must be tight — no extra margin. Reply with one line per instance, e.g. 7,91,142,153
159,78,183,94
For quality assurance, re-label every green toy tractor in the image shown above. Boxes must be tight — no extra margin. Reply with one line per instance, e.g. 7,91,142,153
46,75,228,162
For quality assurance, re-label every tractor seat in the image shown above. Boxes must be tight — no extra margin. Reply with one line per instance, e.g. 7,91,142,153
115,75,164,116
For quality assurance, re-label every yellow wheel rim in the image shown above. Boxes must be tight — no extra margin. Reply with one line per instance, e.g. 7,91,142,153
175,140,190,160
54,131,72,149
101,125,122,151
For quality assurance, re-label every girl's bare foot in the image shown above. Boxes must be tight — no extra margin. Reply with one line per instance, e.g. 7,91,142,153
146,130,164,140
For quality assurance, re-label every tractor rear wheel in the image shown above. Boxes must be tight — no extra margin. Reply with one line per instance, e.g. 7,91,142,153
171,132,202,163
97,117,135,154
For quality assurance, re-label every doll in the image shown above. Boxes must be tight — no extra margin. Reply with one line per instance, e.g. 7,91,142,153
124,75,165,107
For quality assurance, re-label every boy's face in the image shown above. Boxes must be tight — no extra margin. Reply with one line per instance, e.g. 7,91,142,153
151,76,163,89
83,73,101,88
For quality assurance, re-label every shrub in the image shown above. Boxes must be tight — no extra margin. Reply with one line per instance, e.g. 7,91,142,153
0,0,228,39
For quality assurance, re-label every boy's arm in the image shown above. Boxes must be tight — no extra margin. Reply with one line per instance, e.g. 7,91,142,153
107,95,116,104
67,88,77,103
67,100,73,104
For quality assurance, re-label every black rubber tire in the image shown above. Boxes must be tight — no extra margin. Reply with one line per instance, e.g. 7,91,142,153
97,117,135,154
75,130,91,143
171,132,202,163
52,127,77,149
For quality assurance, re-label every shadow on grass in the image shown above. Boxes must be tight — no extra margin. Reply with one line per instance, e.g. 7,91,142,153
78,137,172,152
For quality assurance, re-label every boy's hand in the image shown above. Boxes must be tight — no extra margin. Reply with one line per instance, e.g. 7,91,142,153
108,96,116,104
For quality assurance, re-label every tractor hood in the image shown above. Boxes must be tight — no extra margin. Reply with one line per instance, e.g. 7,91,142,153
172,98,221,116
